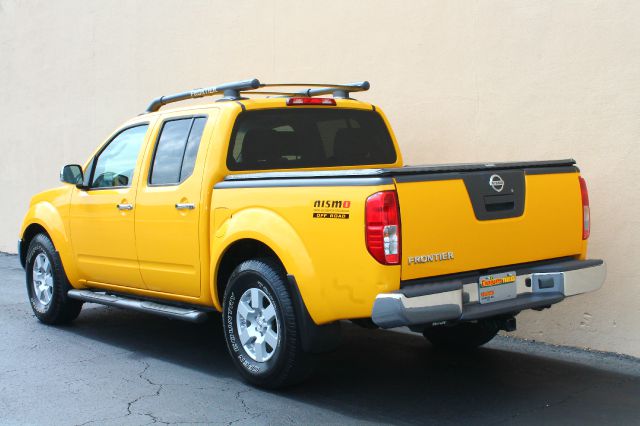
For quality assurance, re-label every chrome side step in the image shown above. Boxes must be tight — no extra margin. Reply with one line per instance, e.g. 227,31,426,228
67,289,208,323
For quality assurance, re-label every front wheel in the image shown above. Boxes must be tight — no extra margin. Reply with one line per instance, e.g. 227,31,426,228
423,319,500,350
222,259,312,388
25,234,83,324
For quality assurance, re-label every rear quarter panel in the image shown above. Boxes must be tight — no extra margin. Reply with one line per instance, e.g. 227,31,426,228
211,182,400,324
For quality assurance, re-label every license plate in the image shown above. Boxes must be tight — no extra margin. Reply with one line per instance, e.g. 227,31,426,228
478,271,517,304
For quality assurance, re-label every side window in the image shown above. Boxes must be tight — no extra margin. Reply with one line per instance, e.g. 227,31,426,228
91,125,148,188
180,118,206,180
150,117,207,185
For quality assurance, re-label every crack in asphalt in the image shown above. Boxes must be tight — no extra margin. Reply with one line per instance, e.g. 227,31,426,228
126,360,169,425
72,358,245,426
122,361,238,425
73,360,167,426
226,389,262,425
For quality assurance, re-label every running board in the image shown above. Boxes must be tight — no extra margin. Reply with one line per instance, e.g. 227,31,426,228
67,289,208,323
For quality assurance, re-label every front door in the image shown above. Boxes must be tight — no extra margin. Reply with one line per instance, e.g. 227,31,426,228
134,116,208,297
70,124,150,288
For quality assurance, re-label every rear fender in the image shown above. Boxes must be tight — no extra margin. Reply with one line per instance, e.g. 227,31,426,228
212,207,325,321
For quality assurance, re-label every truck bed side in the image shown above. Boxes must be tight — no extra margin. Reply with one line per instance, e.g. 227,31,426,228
212,176,399,324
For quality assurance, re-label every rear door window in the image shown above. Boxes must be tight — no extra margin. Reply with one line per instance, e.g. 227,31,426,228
227,109,396,170
150,117,207,185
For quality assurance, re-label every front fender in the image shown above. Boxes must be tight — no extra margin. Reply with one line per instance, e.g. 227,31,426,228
20,195,80,285
212,207,326,320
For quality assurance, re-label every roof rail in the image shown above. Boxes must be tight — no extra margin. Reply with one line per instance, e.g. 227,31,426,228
145,79,261,113
144,79,370,113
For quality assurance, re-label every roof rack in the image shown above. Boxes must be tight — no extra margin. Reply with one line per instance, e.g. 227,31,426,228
144,79,370,113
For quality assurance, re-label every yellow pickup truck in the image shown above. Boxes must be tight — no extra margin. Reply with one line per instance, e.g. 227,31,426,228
19,79,605,388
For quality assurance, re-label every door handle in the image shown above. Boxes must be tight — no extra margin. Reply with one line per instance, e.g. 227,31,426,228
117,203,133,211
175,203,195,210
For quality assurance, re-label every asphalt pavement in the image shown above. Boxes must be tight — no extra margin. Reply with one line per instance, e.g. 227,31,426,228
1,252,639,425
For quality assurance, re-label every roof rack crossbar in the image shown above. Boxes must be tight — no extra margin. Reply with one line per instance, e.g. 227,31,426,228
293,81,370,98
144,79,370,113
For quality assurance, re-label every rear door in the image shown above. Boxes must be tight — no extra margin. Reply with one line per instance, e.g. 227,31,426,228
134,115,209,297
395,168,585,281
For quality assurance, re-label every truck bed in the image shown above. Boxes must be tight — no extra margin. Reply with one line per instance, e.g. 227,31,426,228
220,158,584,282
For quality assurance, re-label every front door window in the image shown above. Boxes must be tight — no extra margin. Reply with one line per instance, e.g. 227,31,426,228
91,125,148,188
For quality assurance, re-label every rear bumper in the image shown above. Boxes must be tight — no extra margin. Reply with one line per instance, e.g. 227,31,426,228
372,259,606,328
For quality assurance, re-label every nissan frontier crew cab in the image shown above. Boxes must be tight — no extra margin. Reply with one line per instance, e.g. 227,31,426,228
19,79,606,388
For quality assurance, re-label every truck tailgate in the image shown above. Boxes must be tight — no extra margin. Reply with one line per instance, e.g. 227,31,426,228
392,161,584,281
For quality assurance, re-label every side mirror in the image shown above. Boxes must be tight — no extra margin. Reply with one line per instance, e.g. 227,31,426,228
60,164,84,186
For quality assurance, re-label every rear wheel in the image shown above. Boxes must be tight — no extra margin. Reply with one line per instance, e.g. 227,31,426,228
25,234,83,324
423,319,500,350
222,259,312,388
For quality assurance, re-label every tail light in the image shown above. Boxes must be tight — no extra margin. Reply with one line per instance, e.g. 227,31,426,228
579,176,590,239
286,97,336,106
365,191,401,265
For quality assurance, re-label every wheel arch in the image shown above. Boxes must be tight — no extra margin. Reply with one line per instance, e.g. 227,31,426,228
214,238,286,310
19,223,51,268
211,207,316,311
214,237,340,353
19,201,79,284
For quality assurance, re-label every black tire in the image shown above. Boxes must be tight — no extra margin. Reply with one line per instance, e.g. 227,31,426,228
423,319,499,350
25,234,83,324
222,258,312,388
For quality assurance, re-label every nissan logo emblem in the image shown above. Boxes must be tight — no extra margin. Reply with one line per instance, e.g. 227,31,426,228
489,174,504,192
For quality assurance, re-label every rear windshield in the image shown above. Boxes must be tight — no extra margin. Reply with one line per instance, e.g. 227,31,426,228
227,108,397,171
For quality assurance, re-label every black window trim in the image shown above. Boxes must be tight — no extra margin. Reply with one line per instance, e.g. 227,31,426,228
147,114,208,188
86,122,151,191
225,108,397,172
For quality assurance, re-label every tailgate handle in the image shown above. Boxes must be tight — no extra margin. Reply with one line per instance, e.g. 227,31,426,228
483,194,515,212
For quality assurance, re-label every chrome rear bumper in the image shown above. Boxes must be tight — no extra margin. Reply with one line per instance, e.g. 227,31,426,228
372,259,606,329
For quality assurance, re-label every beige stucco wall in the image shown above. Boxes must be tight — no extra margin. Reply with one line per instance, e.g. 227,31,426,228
1,1,639,356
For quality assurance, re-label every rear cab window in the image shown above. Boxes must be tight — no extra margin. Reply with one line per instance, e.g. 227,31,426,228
227,108,397,171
